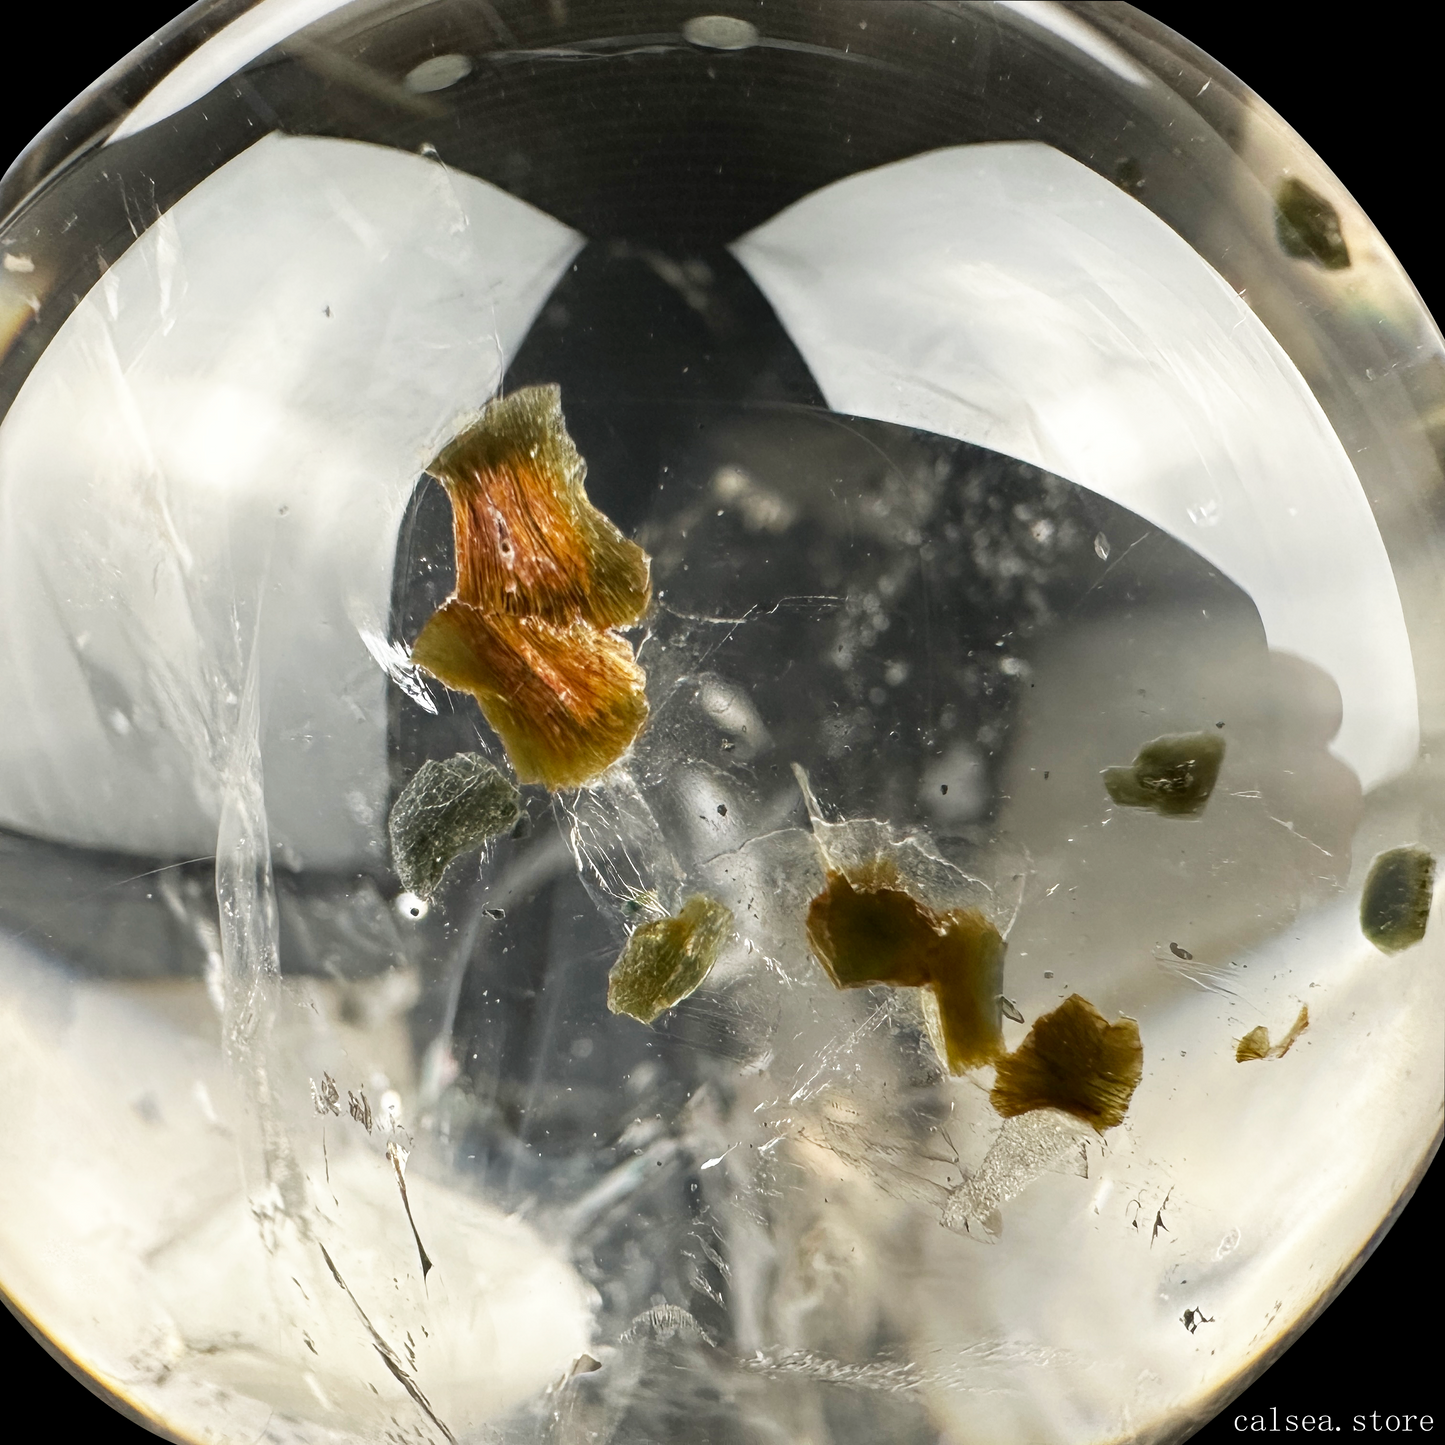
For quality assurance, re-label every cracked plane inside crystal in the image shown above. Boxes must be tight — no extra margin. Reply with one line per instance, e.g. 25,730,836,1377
942,1107,1097,1240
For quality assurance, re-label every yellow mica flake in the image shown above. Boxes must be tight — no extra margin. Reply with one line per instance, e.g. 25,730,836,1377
990,994,1143,1132
413,605,647,791
607,895,734,1024
1234,1027,1271,1063
1236,1004,1309,1062
805,862,1006,1073
410,385,652,790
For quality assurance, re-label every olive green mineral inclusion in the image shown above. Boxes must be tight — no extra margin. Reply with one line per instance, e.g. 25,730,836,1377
607,895,734,1024
388,753,521,900
1275,177,1352,271
1360,846,1435,954
1103,731,1225,818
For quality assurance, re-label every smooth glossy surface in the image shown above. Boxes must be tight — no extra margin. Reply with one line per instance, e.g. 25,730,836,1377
0,5,1441,1444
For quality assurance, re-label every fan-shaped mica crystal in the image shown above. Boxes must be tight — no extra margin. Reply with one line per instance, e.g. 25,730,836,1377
991,995,1144,1132
1236,1005,1310,1062
411,386,651,789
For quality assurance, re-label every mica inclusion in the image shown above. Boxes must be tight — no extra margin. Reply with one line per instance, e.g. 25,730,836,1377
1102,731,1224,818
1236,1004,1309,1062
1275,177,1352,271
607,894,733,1024
387,752,521,900
411,385,651,790
1360,846,1435,954
805,864,1006,1072
991,994,1143,1131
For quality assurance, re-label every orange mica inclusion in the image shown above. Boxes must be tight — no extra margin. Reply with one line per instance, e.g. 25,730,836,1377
805,862,1007,1072
410,385,652,790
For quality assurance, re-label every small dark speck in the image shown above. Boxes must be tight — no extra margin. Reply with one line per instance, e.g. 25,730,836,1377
1169,942,1193,960
1043,771,1050,780
1216,721,1225,728
323,305,331,317
717,803,727,816
484,907,505,920
940,784,948,795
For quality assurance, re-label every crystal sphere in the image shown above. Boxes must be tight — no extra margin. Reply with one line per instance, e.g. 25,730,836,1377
0,6,1439,1443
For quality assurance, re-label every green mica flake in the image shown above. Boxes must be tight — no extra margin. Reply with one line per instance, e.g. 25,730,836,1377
1275,177,1351,270
388,752,521,900
1360,846,1435,954
607,894,733,1024
1103,731,1224,818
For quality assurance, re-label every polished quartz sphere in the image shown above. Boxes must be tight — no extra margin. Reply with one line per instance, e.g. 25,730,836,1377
0,5,1440,1443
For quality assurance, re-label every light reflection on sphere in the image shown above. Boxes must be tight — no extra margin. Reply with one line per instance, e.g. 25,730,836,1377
0,6,1440,1443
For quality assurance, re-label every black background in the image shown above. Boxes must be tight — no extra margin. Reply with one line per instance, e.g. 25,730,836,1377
0,3,1438,1441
